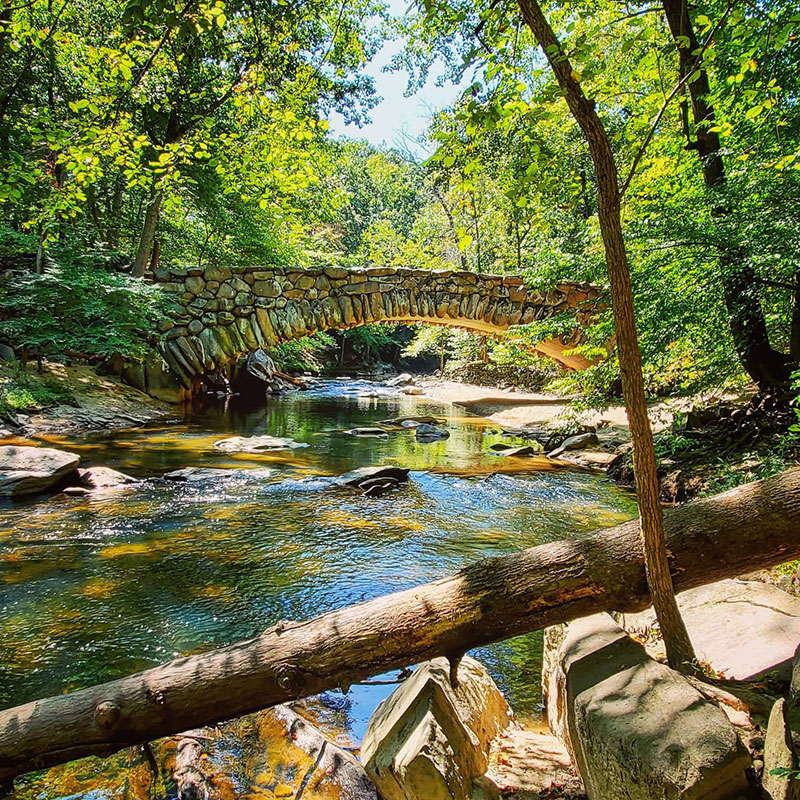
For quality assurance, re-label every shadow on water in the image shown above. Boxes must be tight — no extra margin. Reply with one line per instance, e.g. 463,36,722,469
0,379,637,797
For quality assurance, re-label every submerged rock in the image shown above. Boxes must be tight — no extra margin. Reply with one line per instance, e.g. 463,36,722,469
415,423,450,442
163,467,273,482
249,705,378,800
213,435,308,453
0,445,80,496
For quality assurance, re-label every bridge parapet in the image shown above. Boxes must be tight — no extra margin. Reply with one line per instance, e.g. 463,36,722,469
153,265,602,389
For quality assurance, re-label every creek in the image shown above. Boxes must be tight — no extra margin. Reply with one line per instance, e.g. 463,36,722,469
0,379,637,797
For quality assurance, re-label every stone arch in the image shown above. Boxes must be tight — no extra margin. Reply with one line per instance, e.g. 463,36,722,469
153,265,603,390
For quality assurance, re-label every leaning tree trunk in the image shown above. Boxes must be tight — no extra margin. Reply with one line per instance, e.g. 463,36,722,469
131,190,163,278
516,0,696,671
1,467,799,787
661,0,792,389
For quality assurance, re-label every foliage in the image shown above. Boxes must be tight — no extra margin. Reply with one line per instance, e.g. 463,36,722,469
0,373,76,415
792,369,800,434
271,333,337,373
0,258,167,360
0,0,799,397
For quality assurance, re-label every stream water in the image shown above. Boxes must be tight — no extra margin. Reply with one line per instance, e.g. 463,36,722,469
0,379,637,798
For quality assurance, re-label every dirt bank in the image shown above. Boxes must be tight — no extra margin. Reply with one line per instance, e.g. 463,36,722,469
0,362,171,440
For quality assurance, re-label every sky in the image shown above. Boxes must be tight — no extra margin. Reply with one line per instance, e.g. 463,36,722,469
326,0,473,160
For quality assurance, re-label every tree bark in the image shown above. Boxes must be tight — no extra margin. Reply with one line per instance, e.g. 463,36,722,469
1,467,799,787
131,190,163,278
660,0,792,389
515,0,696,671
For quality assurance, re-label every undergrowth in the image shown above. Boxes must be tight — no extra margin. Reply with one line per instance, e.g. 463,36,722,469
0,373,76,415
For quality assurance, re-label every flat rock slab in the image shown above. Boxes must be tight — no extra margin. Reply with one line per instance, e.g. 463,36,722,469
0,445,80,496
620,579,800,681
213,435,308,453
482,729,584,800
163,467,273,482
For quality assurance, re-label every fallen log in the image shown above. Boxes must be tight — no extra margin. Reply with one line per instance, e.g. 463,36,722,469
2,467,799,788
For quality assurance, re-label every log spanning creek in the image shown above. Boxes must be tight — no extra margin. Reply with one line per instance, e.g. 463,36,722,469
0,380,637,798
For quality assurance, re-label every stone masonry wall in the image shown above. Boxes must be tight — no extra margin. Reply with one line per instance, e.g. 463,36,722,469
153,264,601,389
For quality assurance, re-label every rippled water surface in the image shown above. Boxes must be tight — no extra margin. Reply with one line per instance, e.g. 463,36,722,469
0,380,637,795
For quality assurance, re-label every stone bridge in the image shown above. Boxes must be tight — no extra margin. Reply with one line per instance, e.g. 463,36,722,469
153,265,603,389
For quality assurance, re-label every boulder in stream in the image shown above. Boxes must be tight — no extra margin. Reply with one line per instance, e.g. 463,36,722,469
78,466,139,490
0,445,80,496
336,465,410,489
381,415,446,427
415,423,450,442
542,613,750,800
490,444,542,457
361,656,514,800
547,431,599,458
385,373,414,387
213,435,308,453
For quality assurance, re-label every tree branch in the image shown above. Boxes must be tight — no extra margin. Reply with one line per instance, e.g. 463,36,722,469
619,0,738,200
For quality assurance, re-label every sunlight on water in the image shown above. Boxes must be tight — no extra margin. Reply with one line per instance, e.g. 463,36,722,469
0,380,637,798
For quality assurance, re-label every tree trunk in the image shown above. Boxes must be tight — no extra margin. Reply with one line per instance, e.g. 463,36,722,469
661,0,792,388
1,467,799,787
131,190,163,278
430,183,468,270
107,181,125,248
516,0,696,671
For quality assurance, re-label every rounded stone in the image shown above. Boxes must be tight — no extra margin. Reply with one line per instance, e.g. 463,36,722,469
185,276,205,295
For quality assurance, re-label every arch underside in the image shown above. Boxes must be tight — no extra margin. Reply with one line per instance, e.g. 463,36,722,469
155,266,602,388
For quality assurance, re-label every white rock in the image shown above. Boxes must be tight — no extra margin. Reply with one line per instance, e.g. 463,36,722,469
213,435,308,453
0,445,80,496
542,613,750,800
620,579,800,681
361,656,513,800
79,466,139,490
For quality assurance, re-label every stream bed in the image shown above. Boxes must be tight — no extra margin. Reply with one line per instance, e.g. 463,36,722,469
0,379,637,798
